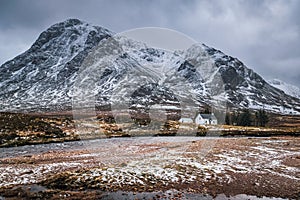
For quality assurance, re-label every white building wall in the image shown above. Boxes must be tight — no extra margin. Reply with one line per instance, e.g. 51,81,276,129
211,120,218,125
195,114,218,125
195,115,206,125
179,118,193,123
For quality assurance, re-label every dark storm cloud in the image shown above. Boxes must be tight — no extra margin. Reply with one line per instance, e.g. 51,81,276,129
0,0,299,86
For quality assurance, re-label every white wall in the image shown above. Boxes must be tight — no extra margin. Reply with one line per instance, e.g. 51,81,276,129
195,115,206,125
195,114,218,125
179,118,193,123
211,120,218,125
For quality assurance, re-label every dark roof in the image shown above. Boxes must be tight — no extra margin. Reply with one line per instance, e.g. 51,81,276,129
199,113,217,120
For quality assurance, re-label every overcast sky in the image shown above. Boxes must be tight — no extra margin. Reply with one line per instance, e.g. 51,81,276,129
0,0,299,86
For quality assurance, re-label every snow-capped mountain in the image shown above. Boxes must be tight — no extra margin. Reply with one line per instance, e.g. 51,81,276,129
0,19,111,111
0,19,300,115
268,79,300,100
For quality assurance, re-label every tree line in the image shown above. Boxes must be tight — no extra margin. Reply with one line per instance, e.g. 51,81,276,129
225,109,269,127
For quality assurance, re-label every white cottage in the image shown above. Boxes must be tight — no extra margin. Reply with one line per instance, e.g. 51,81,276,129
195,113,218,125
179,117,193,123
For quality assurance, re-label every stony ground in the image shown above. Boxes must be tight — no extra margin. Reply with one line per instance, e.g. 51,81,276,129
0,136,299,199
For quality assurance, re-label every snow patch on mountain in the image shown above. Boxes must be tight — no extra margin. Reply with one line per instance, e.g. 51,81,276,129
268,79,300,99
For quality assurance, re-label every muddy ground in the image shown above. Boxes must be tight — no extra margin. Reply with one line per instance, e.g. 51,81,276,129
0,136,299,199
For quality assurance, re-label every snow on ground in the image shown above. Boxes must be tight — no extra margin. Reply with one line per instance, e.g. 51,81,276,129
0,162,83,187
0,137,299,199
92,137,298,192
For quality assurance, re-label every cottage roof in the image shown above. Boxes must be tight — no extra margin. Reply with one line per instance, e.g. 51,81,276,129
195,113,217,120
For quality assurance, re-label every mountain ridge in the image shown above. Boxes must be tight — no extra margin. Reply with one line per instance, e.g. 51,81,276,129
0,19,299,115
268,79,300,100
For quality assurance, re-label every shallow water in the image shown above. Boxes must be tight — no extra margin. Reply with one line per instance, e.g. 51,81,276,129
0,136,207,159
0,187,287,200
0,140,85,159
86,190,288,200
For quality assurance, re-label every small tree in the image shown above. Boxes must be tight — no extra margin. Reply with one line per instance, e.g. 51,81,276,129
256,109,269,127
255,111,259,126
225,113,230,125
231,111,239,125
203,106,211,114
238,109,252,126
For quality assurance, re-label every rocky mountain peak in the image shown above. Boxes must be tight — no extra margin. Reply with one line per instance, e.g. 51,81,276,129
0,19,299,115
0,19,112,111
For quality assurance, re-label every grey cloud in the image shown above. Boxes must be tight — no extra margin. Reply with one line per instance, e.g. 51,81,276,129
173,0,300,86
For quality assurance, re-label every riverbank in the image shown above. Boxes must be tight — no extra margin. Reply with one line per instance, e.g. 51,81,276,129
1,112,300,148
